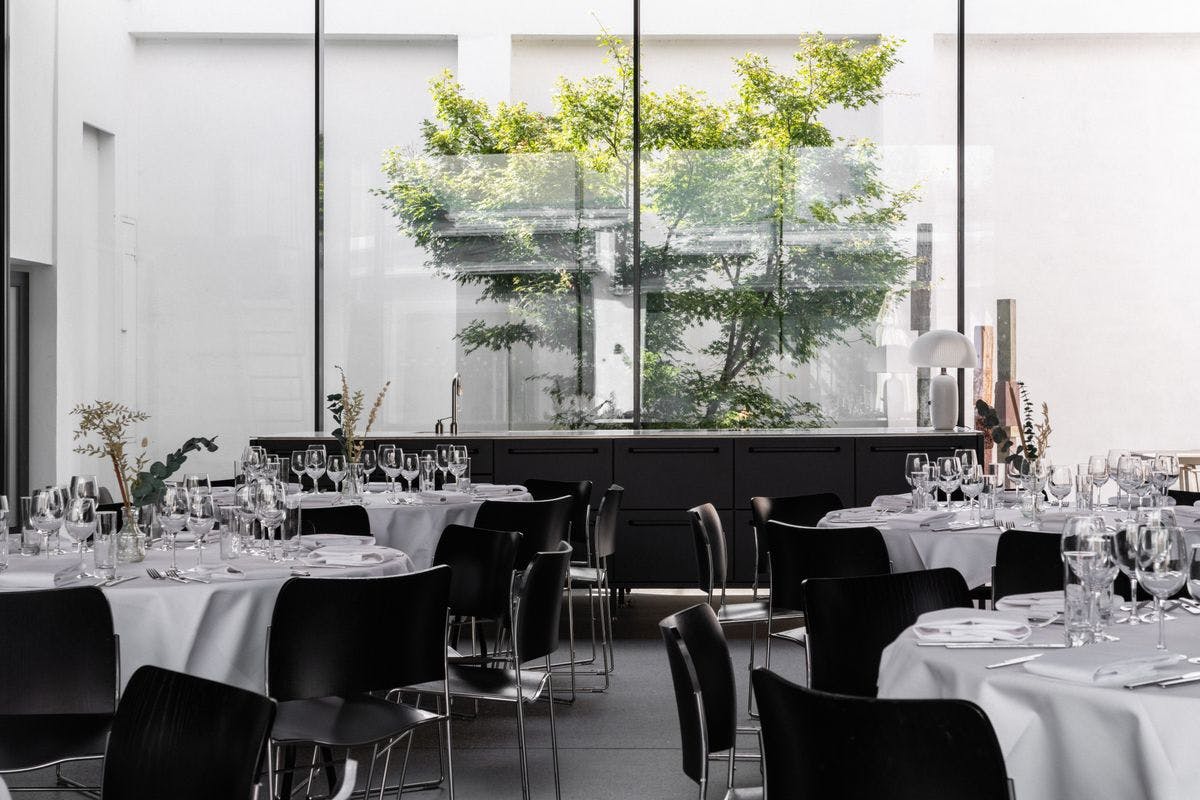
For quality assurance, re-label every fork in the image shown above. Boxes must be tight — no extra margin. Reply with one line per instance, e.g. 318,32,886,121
146,567,183,583
168,568,210,584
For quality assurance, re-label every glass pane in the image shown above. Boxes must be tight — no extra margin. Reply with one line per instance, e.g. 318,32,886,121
639,4,959,428
9,5,315,483
965,7,1200,467
324,7,634,432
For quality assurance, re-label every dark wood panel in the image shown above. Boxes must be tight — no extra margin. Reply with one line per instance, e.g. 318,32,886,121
853,434,982,506
610,508,729,587
614,439,733,509
492,440,613,509
732,437,853,510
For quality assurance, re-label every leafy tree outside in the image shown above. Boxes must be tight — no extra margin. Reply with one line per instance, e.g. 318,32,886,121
376,32,919,429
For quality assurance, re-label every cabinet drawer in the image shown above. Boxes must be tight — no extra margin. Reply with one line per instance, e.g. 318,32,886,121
854,434,982,506
733,437,853,509
493,440,613,509
611,508,728,587
614,439,733,509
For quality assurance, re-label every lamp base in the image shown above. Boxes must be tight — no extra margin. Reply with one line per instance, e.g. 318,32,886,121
930,371,958,431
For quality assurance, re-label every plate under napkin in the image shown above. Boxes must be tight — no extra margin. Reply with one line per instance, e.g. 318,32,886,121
303,544,399,566
299,533,376,551
996,590,1065,615
913,607,1032,643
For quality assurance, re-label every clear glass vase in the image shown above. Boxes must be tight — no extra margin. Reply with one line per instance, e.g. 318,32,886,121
115,506,147,563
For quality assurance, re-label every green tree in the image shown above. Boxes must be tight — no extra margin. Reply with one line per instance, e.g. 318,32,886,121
376,32,917,428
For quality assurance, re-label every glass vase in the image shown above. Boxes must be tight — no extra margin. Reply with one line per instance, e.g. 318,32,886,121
115,506,148,564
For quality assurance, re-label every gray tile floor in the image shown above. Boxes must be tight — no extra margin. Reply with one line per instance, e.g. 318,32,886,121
5,591,807,799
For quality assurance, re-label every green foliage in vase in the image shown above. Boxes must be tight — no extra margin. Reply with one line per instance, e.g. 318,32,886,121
376,30,917,429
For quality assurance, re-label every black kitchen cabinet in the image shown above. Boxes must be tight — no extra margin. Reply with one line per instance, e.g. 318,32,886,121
853,435,981,506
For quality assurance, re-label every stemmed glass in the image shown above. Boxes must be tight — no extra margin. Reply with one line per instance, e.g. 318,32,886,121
954,449,978,475
1133,459,1156,509
1115,456,1142,511
1088,456,1109,507
1186,545,1200,608
158,485,190,572
1047,465,1074,508
360,449,378,494
0,497,8,572
1062,515,1119,640
326,455,347,502
435,444,452,489
291,451,309,492
242,445,266,481
235,483,261,557
1112,523,1143,625
31,488,65,556
448,446,470,492
1108,450,1131,507
1150,455,1179,506
64,498,97,579
254,481,287,562
400,453,420,504
935,456,962,511
70,475,99,503
378,446,400,502
305,445,327,494
421,450,439,489
186,494,216,573
959,466,984,524
419,457,438,494
1136,525,1187,650
184,473,211,496
904,453,929,507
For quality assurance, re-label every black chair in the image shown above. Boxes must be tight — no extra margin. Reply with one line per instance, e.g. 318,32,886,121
267,567,454,800
762,521,891,648
410,542,572,800
804,568,971,697
991,529,1063,604
474,496,572,571
433,523,521,663
751,668,1012,800
660,604,762,800
690,502,803,715
0,587,119,794
1168,489,1200,506
523,478,594,554
297,504,372,536
567,484,623,691
101,665,275,800
749,491,845,602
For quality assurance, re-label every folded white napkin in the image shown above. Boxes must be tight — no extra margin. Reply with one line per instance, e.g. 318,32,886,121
0,563,85,589
872,494,912,512
995,590,1064,615
917,511,959,528
912,608,1032,643
824,508,895,525
471,484,527,497
1024,641,1185,685
299,533,376,551
1034,511,1073,530
304,544,399,566
417,491,473,505
210,565,295,581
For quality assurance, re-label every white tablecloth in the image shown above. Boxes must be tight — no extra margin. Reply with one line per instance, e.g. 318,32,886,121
879,613,1200,800
299,487,532,569
0,547,412,692
817,501,1200,589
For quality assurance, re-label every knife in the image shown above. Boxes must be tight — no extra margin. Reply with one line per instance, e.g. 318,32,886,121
918,642,1069,649
986,653,1044,669
1123,671,1200,689
1158,673,1200,688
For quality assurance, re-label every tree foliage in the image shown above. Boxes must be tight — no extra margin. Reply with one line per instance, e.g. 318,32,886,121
376,32,917,428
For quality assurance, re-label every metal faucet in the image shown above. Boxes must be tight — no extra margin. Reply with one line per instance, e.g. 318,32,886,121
450,373,463,435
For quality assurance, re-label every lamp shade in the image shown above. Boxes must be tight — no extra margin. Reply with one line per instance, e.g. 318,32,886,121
908,329,977,369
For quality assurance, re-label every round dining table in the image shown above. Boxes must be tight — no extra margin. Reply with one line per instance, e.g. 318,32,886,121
818,499,1200,589
0,545,413,692
879,609,1200,800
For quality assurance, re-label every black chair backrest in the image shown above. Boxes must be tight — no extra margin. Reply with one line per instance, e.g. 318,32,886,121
592,484,624,561
804,568,971,697
688,502,728,594
1169,489,1200,506
513,542,573,664
751,668,1010,800
524,478,593,548
298,504,372,536
268,566,451,701
0,587,117,715
751,493,845,574
992,529,1063,602
474,496,573,571
659,604,737,785
101,665,275,800
764,521,891,613
434,523,521,620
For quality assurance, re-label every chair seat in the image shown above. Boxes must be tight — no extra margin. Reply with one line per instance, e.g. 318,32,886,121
408,665,550,704
569,565,606,584
723,787,764,800
716,602,803,625
271,695,439,748
770,626,807,646
0,714,112,771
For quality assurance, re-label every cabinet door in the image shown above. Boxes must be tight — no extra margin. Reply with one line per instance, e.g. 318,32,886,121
854,434,982,506
614,439,733,510
611,508,732,587
733,437,853,510
493,440,613,509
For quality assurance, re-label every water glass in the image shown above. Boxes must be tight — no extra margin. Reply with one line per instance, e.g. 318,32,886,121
978,481,997,525
419,457,438,493
1063,568,1094,647
218,506,241,560
281,499,303,562
455,457,472,494
19,496,38,556
94,511,118,580
0,497,8,572
65,498,98,579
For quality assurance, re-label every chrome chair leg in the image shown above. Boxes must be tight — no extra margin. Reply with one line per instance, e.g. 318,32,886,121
546,665,562,800
514,685,531,800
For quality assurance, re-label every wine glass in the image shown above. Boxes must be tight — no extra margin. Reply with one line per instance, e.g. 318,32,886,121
1088,455,1109,506
1151,455,1179,506
400,452,420,504
305,445,327,494
435,444,452,488
1047,465,1074,508
183,473,211,496
69,475,99,502
1112,522,1145,626
241,445,266,482
64,498,97,579
1136,525,1187,650
904,453,929,490
360,449,378,494
378,446,401,502
1109,449,1131,507
448,448,470,492
1062,515,1119,639
290,450,308,492
186,493,216,573
421,450,439,489
326,455,348,502
1115,456,1142,511
419,457,438,494
158,485,190,572
1132,458,1157,509
960,465,984,524
235,483,261,557
1187,545,1200,606
954,449,978,475
935,456,962,510
254,481,287,562
31,488,65,556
